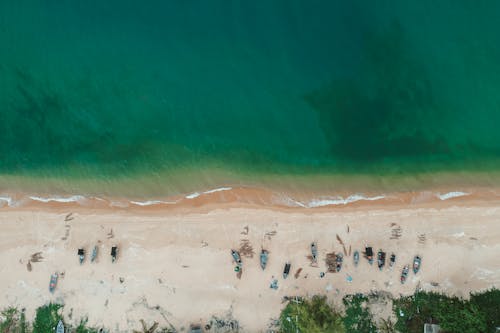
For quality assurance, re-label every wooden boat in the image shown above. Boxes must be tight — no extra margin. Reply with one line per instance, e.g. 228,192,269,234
49,273,58,293
283,262,291,279
401,265,409,284
389,253,396,268
77,248,85,264
111,246,118,263
231,249,242,266
260,249,268,270
56,320,64,333
364,247,374,265
90,246,98,262
310,242,318,262
335,253,343,272
377,250,386,270
413,256,422,274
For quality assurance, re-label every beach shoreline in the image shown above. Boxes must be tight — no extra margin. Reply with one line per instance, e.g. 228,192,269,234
0,198,499,331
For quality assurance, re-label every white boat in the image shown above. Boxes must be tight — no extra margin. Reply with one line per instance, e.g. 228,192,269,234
56,320,64,333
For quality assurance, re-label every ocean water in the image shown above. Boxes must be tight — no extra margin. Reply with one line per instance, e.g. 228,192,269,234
2,1,500,196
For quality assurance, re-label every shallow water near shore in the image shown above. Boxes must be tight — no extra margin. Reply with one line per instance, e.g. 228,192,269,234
2,1,500,196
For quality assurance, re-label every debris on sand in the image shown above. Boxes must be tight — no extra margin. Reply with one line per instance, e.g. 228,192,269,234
239,239,254,258
241,225,249,235
264,230,277,240
325,252,337,273
30,252,43,262
390,224,402,239
64,213,74,221
27,261,32,272
294,268,303,279
107,228,114,239
206,314,240,333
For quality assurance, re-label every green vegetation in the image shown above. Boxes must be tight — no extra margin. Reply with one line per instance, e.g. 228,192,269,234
342,294,377,333
32,304,63,333
280,296,345,333
470,288,500,333
75,318,99,333
278,289,500,333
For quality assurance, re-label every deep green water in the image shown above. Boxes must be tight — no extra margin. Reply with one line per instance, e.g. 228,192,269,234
2,1,500,195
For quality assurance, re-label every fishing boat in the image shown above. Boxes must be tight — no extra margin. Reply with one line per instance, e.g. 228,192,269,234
353,251,359,266
401,265,409,284
413,255,422,274
365,247,374,265
77,248,85,264
231,249,242,266
111,246,118,263
377,250,386,270
335,253,343,272
389,253,396,268
311,242,318,263
260,249,268,270
49,273,58,293
283,262,291,279
56,320,64,333
90,245,98,263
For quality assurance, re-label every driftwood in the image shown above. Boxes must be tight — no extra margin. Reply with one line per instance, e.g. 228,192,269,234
325,252,337,273
239,239,254,258
30,252,43,262
294,268,303,279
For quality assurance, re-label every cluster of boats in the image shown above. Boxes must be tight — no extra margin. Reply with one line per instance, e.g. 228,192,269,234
361,246,421,283
231,243,422,285
49,245,119,293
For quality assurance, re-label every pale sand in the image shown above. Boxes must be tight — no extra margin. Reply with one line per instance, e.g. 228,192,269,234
0,202,499,332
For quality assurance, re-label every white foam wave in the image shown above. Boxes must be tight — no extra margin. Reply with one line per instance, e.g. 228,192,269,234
203,187,232,194
304,194,386,208
29,195,86,203
186,187,233,199
0,196,14,207
185,192,200,199
130,200,176,206
436,191,469,201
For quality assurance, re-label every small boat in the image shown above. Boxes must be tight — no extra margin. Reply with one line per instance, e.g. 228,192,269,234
365,247,374,265
56,320,64,333
377,250,386,270
353,251,360,266
260,249,268,270
49,273,58,293
401,265,409,284
91,246,98,263
413,255,422,274
311,242,318,262
283,262,291,279
389,253,396,268
335,253,343,272
111,246,118,263
77,248,85,264
231,249,242,266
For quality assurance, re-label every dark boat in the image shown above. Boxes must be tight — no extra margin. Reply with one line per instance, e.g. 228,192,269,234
283,262,291,279
49,273,58,293
353,251,360,266
260,249,268,270
77,248,85,264
364,247,374,265
377,250,386,270
413,256,422,274
389,253,396,268
401,265,409,284
111,246,118,263
335,253,343,272
311,242,318,263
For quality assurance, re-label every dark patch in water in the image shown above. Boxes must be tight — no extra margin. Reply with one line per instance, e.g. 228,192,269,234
305,21,450,162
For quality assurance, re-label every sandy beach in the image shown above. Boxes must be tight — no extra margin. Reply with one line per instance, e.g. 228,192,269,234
0,193,499,332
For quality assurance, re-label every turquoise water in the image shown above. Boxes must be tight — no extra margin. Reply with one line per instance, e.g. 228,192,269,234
2,1,500,195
